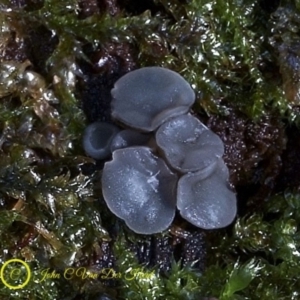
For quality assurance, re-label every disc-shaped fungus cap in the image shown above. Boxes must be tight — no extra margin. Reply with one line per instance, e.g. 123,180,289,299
177,159,237,229
102,146,177,234
111,67,195,132
83,122,119,160
156,114,224,173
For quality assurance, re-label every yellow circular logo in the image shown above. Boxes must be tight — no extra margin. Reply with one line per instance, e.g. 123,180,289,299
0,259,31,289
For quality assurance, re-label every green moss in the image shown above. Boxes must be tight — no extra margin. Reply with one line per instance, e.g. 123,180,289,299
114,235,204,300
1,0,300,299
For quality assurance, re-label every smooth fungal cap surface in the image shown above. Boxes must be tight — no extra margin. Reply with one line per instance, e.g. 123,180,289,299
177,159,237,229
102,146,177,234
83,122,119,160
110,129,150,152
111,67,195,132
156,114,224,173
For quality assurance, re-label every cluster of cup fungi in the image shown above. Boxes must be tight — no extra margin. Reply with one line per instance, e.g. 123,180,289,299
83,67,237,234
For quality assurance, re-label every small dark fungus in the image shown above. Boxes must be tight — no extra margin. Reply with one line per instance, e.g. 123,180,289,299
83,122,119,160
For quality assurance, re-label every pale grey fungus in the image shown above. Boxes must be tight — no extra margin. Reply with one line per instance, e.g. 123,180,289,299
83,122,119,160
177,159,237,229
101,146,177,234
156,114,224,173
110,129,150,152
111,67,195,132
94,66,237,234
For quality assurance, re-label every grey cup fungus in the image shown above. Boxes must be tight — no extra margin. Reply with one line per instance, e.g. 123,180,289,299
90,66,237,234
110,129,150,152
111,67,195,132
177,160,237,229
102,147,177,234
83,122,119,160
156,114,224,173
